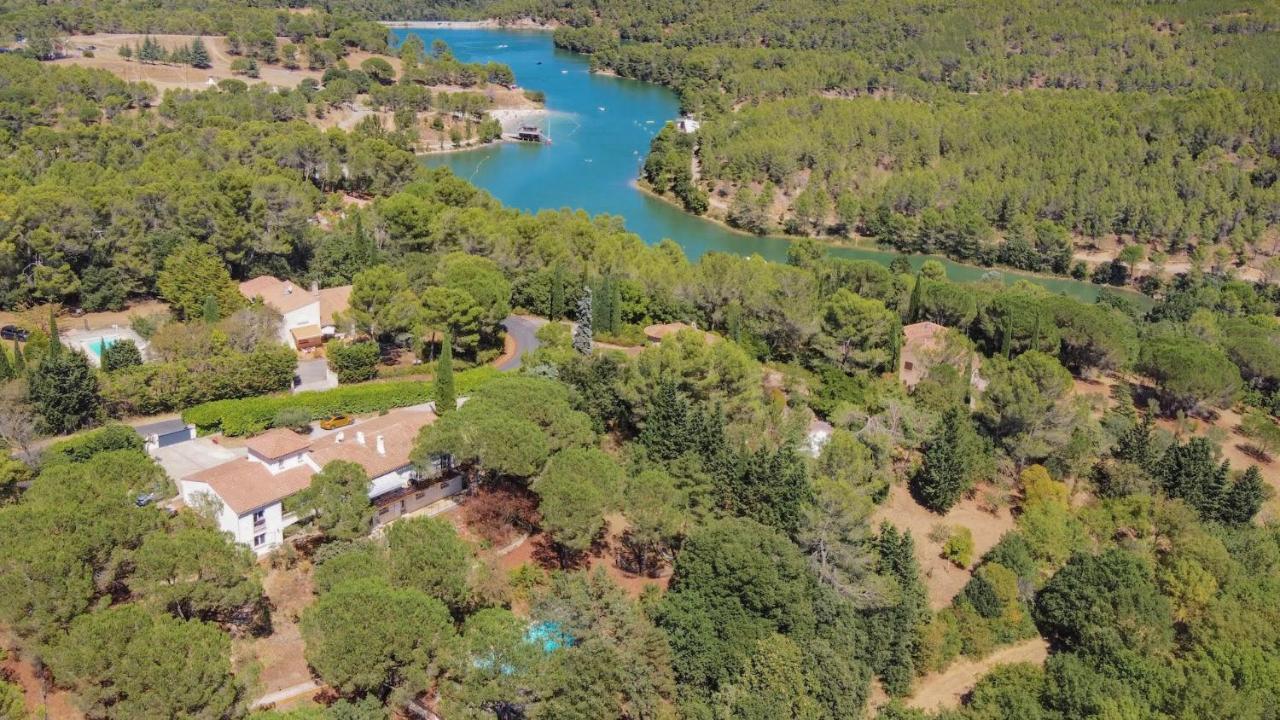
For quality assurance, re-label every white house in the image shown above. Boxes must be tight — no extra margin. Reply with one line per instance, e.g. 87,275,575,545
675,116,701,133
238,276,352,350
178,409,461,555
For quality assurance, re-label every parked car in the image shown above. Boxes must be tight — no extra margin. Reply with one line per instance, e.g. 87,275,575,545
0,325,29,341
320,414,353,430
134,492,156,507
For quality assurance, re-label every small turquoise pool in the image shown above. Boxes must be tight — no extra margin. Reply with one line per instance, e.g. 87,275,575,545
84,337,116,359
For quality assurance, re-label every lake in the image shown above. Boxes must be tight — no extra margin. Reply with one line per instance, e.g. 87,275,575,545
394,26,1117,302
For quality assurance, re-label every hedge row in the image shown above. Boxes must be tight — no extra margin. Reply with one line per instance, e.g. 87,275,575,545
183,366,500,436
101,346,297,417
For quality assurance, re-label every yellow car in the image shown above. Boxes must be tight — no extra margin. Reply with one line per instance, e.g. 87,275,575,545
319,414,353,430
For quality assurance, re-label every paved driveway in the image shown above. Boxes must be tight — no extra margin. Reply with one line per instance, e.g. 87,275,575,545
499,315,546,371
152,437,242,481
294,358,337,393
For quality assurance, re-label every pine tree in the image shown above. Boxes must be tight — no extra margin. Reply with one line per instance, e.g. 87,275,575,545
12,339,25,375
876,523,927,695
549,265,565,320
1030,311,1042,353
1220,466,1265,524
190,37,211,69
0,345,12,381
47,307,61,359
640,379,691,461
573,286,593,355
907,272,923,322
434,333,456,415
28,349,100,434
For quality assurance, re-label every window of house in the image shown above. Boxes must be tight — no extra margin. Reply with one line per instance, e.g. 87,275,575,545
253,533,266,547
252,509,265,525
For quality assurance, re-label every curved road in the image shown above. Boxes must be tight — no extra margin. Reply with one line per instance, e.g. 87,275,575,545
498,315,546,371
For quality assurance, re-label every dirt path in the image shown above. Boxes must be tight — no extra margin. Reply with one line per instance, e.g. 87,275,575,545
872,483,1015,609
905,637,1050,712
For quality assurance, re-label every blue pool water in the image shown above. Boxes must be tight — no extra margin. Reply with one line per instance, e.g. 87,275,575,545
85,336,115,359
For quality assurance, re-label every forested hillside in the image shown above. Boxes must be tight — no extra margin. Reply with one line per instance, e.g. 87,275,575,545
1,51,1280,720
489,0,1280,279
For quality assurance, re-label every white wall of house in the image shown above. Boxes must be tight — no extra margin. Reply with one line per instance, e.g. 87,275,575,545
178,479,294,556
279,303,321,345
248,449,310,474
369,466,413,499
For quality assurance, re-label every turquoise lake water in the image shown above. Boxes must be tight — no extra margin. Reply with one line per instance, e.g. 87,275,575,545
395,27,1118,302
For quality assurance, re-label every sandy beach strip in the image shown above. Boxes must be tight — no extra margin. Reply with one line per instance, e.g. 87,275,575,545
382,19,557,30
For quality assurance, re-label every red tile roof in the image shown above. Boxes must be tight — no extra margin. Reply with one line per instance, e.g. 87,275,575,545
244,428,312,460
185,459,312,515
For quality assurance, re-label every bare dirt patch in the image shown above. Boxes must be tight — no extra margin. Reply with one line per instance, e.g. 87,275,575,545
53,34,400,92
873,483,1016,610
236,560,318,703
904,637,1049,712
1,649,84,720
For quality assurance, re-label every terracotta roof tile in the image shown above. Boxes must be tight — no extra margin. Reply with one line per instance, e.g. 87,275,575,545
308,409,436,478
185,459,312,515
318,285,352,326
239,276,318,315
244,428,312,460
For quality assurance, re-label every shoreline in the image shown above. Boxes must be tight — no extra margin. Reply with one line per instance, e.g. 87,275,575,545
383,19,558,31
630,179,1154,299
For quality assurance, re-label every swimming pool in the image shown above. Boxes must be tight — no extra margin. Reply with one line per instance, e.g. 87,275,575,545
82,336,116,360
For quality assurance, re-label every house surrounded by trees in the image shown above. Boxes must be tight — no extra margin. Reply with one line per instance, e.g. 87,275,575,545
238,276,353,350
179,408,458,553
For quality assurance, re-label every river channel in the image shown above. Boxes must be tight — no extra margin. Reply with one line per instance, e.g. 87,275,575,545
395,26,1115,301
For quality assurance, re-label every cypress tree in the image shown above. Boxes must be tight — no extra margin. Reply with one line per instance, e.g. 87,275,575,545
12,339,25,375
1156,437,1229,521
1221,466,1265,524
887,317,902,373
47,307,61,359
608,278,622,335
0,344,11,381
549,264,565,320
907,272,923,322
434,333,456,415
911,405,985,512
573,286,593,354
640,379,691,461
876,523,927,695
1114,413,1156,471
28,349,100,434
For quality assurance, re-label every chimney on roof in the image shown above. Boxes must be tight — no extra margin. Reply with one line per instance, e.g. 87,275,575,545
335,431,344,443
376,434,385,456
310,280,319,296
284,282,293,295
356,431,365,445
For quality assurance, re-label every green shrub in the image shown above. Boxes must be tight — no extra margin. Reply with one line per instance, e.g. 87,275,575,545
184,366,499,435
42,423,143,465
326,340,380,384
273,407,314,433
942,526,974,568
100,346,296,416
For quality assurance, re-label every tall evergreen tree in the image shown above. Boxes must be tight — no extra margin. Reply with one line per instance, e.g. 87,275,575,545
1113,413,1156,471
1221,466,1266,524
907,272,923,322
549,264,565,320
190,37,211,68
28,349,100,434
608,278,623,334
876,523,927,695
911,405,986,512
0,345,11,381
640,379,691,461
47,306,61,359
1000,312,1013,359
434,333,456,415
573,286,593,354
1156,437,1229,521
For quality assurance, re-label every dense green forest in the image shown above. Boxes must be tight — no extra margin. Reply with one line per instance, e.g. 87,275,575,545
0,51,1274,717
502,0,1280,275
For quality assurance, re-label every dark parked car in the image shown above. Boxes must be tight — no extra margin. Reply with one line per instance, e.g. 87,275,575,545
0,325,29,341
